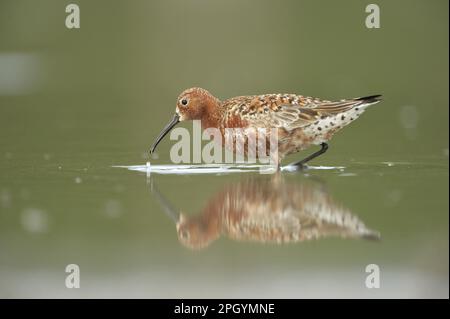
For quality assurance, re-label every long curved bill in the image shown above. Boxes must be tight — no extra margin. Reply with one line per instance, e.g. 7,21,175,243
150,114,180,154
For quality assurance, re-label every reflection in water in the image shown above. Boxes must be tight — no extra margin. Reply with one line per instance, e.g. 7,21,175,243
151,175,380,249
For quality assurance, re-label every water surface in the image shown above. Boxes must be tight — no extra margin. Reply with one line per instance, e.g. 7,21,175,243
0,0,448,298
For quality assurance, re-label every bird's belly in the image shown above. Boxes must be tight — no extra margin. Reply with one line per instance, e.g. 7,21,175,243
220,126,325,160
277,127,315,158
221,127,278,160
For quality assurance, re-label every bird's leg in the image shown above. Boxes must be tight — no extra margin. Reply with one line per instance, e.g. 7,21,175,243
289,143,329,169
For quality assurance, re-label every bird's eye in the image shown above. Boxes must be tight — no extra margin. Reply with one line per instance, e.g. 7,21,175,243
181,98,188,106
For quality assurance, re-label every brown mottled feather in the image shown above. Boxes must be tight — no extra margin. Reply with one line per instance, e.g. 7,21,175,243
151,88,381,163
222,94,375,130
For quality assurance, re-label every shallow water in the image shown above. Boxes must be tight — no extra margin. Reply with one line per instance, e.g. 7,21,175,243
0,152,448,298
0,0,448,298
116,163,346,175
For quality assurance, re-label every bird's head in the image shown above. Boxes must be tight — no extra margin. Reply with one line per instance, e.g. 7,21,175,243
176,213,218,250
150,87,218,154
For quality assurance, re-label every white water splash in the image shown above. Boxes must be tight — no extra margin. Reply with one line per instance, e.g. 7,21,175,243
113,163,345,175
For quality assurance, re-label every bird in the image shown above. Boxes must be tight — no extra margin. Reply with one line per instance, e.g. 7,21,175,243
150,175,380,249
150,87,382,168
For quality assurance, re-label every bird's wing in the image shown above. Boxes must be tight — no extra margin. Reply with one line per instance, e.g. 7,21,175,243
223,94,381,130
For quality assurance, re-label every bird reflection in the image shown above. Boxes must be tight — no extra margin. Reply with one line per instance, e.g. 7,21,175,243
150,175,380,250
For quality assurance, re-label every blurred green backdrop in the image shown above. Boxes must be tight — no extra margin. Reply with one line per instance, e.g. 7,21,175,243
0,0,448,159
0,0,448,298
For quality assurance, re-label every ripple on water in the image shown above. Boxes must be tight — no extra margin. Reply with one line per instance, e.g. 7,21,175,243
114,163,346,175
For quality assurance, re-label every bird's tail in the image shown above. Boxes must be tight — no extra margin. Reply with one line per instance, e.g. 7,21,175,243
354,94,382,105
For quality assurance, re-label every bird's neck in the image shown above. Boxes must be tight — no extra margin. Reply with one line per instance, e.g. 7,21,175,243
200,100,223,130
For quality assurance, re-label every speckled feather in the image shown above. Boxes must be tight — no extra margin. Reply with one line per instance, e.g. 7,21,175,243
217,92,381,158
153,87,382,164
222,93,378,130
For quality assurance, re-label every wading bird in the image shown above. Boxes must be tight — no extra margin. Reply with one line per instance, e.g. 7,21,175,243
150,88,381,168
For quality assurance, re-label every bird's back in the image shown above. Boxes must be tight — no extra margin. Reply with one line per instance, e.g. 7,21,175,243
222,93,381,129
220,93,381,157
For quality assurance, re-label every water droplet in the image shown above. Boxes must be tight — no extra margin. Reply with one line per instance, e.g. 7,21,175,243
385,189,403,206
75,177,82,184
21,208,49,233
400,105,419,129
382,162,395,167
399,105,419,140
339,173,357,177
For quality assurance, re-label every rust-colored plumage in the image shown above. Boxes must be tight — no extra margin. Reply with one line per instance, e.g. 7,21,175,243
150,87,382,167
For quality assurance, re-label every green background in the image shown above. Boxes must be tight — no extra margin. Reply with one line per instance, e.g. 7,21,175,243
0,0,448,298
